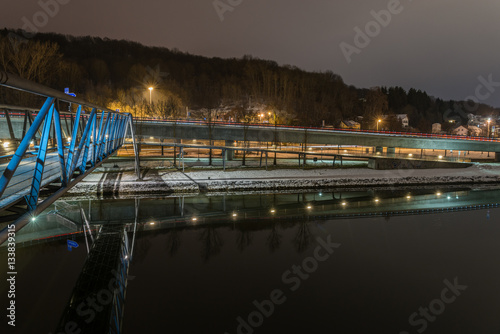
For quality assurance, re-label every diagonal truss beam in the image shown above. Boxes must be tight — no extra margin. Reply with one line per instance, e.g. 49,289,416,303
0,72,141,240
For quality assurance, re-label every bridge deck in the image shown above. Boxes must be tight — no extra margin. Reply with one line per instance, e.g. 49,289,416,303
136,120,500,154
0,148,90,210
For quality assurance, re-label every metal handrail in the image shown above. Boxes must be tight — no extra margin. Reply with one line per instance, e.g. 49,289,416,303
0,71,120,114
0,72,141,245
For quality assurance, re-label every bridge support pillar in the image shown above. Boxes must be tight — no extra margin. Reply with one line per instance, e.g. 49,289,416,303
375,146,384,153
225,140,234,161
495,152,500,162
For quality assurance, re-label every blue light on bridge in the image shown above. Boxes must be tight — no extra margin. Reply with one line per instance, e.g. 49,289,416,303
64,88,76,97
67,239,79,251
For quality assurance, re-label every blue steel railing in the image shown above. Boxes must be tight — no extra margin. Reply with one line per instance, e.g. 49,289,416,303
0,72,139,241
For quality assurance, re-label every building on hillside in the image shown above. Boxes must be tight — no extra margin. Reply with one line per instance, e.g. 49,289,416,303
431,123,441,134
451,125,468,136
382,114,409,128
340,120,361,130
467,119,482,127
468,125,483,137
396,114,409,128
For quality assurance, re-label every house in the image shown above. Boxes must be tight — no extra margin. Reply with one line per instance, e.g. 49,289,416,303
451,125,468,136
431,123,441,134
382,114,409,128
340,120,361,130
468,125,482,137
396,114,409,128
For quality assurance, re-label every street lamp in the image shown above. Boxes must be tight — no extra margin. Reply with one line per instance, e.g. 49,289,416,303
377,119,381,131
487,118,491,138
148,87,153,104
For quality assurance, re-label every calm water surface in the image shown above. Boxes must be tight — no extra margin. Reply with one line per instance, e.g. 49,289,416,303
1,187,500,334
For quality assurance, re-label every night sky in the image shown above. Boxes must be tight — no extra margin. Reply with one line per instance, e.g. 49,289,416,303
2,0,500,106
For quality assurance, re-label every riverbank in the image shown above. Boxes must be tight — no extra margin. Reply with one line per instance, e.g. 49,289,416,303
66,162,500,196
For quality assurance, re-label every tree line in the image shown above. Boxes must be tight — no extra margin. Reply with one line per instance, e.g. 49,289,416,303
0,28,498,132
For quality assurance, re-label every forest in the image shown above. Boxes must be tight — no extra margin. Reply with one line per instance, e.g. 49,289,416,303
0,28,498,131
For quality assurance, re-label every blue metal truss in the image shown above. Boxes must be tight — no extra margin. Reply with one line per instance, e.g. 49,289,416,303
0,72,140,219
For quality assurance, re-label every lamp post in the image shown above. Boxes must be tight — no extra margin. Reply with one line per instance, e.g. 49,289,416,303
487,118,491,138
148,87,153,104
377,119,381,131
272,111,278,165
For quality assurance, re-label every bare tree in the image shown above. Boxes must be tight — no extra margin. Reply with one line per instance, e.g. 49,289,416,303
363,88,389,125
0,37,62,105
0,37,61,85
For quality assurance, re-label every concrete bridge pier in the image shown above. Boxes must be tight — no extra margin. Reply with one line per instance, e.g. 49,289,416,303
496,152,500,162
225,140,234,161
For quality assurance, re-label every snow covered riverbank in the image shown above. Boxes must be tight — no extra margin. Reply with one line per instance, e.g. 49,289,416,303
66,163,500,196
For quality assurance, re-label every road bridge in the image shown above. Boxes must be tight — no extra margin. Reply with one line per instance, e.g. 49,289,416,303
134,120,500,161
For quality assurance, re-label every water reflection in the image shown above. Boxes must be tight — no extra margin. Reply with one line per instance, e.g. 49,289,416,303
165,228,182,256
3,185,500,334
293,221,313,253
266,224,281,253
199,227,224,262
237,229,253,252
6,185,500,251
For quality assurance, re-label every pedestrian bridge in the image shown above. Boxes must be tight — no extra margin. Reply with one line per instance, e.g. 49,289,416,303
0,72,139,244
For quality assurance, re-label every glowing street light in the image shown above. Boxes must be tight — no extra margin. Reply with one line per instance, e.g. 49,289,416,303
487,118,491,138
148,87,154,104
376,119,382,131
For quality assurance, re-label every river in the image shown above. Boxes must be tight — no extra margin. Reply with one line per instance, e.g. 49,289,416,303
1,186,499,333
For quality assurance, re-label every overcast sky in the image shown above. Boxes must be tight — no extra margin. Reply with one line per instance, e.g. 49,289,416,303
2,0,500,107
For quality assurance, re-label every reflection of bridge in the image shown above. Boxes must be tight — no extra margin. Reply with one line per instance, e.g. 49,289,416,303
55,223,133,334
0,73,140,244
134,119,500,161
7,187,500,247
3,187,497,333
